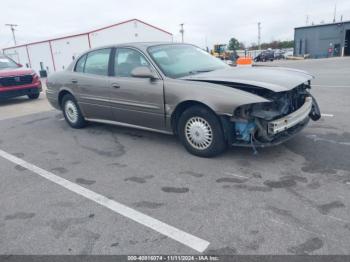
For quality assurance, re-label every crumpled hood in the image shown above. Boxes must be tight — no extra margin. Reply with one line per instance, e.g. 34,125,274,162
0,67,35,77
181,66,314,92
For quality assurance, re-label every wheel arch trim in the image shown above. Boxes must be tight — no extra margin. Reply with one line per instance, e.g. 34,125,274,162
170,100,220,134
58,88,75,108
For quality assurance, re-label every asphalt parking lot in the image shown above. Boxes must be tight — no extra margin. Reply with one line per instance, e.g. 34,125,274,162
0,57,350,255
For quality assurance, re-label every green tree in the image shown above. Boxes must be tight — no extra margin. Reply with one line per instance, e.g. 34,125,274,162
228,37,240,50
248,40,294,50
239,42,246,50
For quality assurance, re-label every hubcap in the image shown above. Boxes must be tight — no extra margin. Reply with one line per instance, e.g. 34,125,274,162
185,117,213,150
65,100,78,123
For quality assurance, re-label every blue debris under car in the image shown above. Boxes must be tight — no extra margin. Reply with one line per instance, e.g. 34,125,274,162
235,121,256,142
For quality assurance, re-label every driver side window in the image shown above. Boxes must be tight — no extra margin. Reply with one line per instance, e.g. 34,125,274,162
114,48,149,77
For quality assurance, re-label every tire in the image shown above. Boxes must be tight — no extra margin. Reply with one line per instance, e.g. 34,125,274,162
28,93,40,99
177,106,227,157
61,94,87,128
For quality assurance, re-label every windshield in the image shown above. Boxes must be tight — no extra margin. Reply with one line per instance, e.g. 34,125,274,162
148,44,228,78
0,56,19,70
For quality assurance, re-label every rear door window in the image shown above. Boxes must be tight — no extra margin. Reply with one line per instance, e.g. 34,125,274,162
84,49,111,76
75,54,87,73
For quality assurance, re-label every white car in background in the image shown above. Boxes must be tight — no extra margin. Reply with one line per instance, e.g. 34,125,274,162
283,51,294,59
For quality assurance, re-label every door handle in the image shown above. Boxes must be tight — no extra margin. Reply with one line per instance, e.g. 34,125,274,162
71,79,78,84
111,83,120,89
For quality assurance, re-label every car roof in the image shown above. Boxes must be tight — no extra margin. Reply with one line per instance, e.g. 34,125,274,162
68,42,195,71
88,42,191,52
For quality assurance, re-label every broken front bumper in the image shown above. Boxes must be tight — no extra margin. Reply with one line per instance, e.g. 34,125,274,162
224,94,321,148
267,96,313,135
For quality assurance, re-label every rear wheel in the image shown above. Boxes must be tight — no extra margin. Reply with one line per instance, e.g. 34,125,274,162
177,106,226,157
61,94,87,128
28,93,40,99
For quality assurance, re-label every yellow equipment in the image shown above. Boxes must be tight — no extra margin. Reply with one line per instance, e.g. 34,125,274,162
211,44,230,60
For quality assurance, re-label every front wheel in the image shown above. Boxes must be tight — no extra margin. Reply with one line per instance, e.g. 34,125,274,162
177,106,227,157
61,94,87,128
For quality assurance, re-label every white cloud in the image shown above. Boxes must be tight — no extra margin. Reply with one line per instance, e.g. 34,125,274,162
1,0,349,49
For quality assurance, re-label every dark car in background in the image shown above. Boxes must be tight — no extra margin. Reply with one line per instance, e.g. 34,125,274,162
0,55,42,100
254,50,275,62
274,49,285,60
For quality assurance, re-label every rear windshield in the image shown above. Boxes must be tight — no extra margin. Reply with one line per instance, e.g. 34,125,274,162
0,56,19,70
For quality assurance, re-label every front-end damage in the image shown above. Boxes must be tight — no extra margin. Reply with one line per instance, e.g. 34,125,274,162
181,66,321,148
221,82,321,148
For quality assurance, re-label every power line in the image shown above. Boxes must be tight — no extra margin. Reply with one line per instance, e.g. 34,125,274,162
5,24,18,46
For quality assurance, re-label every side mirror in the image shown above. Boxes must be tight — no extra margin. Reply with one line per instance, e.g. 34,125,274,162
131,66,158,79
17,63,23,67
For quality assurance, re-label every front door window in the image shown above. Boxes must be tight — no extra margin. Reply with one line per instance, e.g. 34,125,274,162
114,48,150,77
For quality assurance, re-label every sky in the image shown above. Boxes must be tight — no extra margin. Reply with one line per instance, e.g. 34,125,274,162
1,0,350,50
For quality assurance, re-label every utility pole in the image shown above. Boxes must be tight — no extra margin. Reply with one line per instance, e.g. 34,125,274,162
306,15,309,25
179,23,184,43
257,22,261,50
333,2,337,23
5,24,18,46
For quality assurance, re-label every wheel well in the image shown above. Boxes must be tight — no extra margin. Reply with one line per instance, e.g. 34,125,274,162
58,90,72,108
171,100,218,134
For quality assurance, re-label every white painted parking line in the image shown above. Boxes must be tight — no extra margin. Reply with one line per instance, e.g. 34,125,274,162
269,217,326,238
224,172,249,179
0,149,210,253
313,84,350,88
324,214,350,224
321,113,334,117
306,134,350,146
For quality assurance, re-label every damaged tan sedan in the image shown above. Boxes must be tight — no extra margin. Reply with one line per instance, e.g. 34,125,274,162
46,43,321,157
